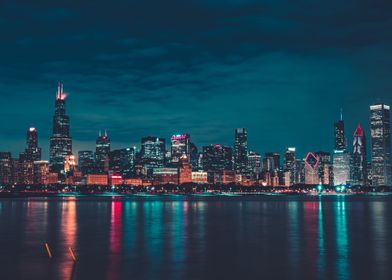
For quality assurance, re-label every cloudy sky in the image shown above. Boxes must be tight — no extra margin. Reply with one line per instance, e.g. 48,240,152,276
0,0,391,159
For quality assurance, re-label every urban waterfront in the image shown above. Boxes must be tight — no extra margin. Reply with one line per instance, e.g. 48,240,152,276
0,194,391,280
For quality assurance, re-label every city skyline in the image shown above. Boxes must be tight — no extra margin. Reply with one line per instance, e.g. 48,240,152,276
0,82,388,159
2,1,392,159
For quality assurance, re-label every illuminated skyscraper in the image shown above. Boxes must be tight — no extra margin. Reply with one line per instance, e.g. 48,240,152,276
96,130,110,173
24,127,41,161
234,128,248,175
333,150,351,185
0,152,12,185
334,109,346,150
248,151,261,180
314,151,332,185
370,104,391,186
49,82,72,173
109,148,135,178
140,136,166,171
171,134,190,165
352,123,367,186
283,148,296,186
333,111,350,186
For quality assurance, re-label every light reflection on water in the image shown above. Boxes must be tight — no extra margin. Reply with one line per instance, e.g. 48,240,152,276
0,196,391,280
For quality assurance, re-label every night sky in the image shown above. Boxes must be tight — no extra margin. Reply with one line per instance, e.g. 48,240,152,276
1,0,392,159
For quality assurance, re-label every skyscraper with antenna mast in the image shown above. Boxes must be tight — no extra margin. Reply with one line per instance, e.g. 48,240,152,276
49,82,73,173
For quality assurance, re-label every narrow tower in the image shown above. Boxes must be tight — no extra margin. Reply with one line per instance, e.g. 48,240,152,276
49,82,72,173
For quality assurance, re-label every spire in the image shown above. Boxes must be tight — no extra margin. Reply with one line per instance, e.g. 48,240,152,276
99,130,102,137
104,129,107,137
340,108,343,121
57,81,61,100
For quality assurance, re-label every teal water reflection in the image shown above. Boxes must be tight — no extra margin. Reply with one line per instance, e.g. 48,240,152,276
0,195,391,280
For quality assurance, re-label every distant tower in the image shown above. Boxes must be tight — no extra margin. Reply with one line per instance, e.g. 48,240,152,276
352,123,367,186
334,109,346,150
96,130,111,173
49,82,72,173
370,104,391,186
234,128,248,175
24,127,41,161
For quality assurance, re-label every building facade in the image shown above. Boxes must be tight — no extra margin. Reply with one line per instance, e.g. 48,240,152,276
370,104,391,186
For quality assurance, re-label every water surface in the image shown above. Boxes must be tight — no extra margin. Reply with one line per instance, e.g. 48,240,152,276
0,195,391,280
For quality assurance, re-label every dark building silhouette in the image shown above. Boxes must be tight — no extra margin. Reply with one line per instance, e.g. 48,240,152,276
78,151,95,175
202,144,233,172
95,130,110,174
109,148,135,178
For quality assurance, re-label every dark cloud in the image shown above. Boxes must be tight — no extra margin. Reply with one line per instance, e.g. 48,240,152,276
1,0,392,159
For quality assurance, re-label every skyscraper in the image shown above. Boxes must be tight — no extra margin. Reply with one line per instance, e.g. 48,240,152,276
333,111,350,186
248,151,261,180
0,152,12,185
24,127,41,161
370,104,391,186
234,128,248,175
140,136,166,171
333,150,351,185
96,130,110,174
334,109,346,150
283,148,296,186
109,148,135,178
202,144,233,172
49,82,72,173
352,123,367,186
171,134,190,165
78,151,95,175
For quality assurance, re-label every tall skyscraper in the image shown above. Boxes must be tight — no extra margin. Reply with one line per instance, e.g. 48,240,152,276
49,82,72,173
352,123,367,186
234,128,248,175
370,104,392,186
96,130,110,173
334,109,346,150
140,136,166,171
171,134,190,165
283,148,296,186
333,111,350,186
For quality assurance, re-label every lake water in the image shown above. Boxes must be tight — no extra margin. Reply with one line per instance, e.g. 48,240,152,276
0,194,391,280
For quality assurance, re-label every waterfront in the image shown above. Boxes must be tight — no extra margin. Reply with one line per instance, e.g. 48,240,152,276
0,195,391,280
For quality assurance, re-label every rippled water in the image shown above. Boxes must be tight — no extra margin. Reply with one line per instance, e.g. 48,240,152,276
0,195,391,280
